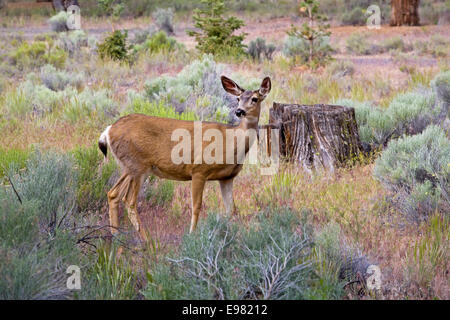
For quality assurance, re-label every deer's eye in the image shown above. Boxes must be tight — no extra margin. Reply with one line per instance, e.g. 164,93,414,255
252,97,258,103
237,97,240,102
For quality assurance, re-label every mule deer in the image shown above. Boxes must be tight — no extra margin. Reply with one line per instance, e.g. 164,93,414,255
98,76,271,240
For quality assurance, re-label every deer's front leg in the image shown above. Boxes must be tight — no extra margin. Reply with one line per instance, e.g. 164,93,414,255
219,178,235,216
190,175,206,233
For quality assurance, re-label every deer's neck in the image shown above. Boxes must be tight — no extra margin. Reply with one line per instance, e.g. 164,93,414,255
237,115,259,131
235,115,260,156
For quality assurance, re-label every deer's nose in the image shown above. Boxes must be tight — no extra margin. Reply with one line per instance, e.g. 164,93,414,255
235,108,246,117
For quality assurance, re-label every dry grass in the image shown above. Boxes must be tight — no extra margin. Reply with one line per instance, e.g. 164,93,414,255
0,15,448,299
115,161,448,299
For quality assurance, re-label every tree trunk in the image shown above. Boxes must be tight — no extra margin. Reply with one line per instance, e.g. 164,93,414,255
52,0,64,11
52,0,79,11
390,0,420,26
268,103,363,173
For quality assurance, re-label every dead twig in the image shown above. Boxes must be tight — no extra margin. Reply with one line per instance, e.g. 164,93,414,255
7,174,22,204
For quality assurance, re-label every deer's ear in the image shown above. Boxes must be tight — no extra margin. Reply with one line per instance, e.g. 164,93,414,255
259,77,271,98
221,76,245,96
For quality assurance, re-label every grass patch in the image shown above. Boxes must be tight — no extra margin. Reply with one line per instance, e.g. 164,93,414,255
72,143,118,212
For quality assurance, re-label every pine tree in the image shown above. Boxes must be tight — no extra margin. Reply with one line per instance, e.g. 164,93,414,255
287,0,332,67
187,0,246,56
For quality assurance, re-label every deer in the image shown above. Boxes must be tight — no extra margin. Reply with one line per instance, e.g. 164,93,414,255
98,76,271,240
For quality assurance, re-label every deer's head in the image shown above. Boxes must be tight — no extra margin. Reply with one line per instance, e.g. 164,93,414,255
221,76,271,124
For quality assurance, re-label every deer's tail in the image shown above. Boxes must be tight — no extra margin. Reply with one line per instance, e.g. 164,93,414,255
98,125,111,159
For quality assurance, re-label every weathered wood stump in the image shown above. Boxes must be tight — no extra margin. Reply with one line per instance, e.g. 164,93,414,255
268,103,363,172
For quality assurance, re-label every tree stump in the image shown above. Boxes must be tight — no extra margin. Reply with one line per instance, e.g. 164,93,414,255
268,103,363,173
390,0,420,26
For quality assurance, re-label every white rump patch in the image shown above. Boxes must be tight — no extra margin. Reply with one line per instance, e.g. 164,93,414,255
99,125,111,145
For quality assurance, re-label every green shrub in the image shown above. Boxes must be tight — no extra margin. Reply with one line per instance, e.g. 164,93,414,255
57,30,90,56
0,150,90,299
327,60,355,78
98,0,124,19
431,70,450,108
130,27,156,45
345,33,372,55
134,31,183,54
143,213,240,299
48,11,69,32
146,31,177,53
414,35,449,58
72,144,117,212
39,64,84,91
3,75,117,122
187,0,246,57
97,30,131,62
337,83,444,147
143,55,234,122
346,35,409,55
247,37,276,62
44,45,67,68
0,147,31,179
283,35,332,66
335,99,395,146
374,125,450,221
341,6,366,26
5,80,77,118
239,210,313,299
0,148,139,300
64,88,118,123
382,36,408,52
388,89,439,136
8,150,77,231
283,35,309,62
1,88,29,118
10,40,67,70
143,209,316,300
123,98,197,120
0,225,78,299
152,7,175,35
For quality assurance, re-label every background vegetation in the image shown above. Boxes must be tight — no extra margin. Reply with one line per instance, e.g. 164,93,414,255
0,0,448,300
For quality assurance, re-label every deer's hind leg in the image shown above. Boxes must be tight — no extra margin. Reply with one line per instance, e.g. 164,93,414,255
107,172,148,240
107,173,128,236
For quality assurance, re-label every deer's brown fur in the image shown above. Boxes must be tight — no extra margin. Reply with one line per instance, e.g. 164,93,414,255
98,76,271,239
